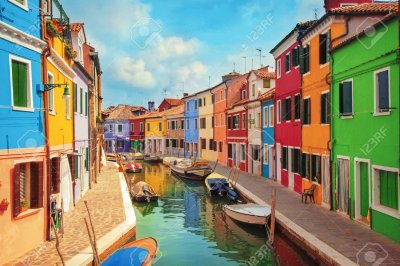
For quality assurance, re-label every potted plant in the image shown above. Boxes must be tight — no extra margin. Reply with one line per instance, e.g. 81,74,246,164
46,19,62,37
64,42,77,59
0,199,9,211
20,198,29,212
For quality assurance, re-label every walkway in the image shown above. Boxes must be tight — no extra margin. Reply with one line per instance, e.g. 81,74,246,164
214,164,400,266
6,162,136,266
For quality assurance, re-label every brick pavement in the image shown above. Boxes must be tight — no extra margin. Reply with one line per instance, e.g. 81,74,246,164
214,164,400,265
6,162,127,266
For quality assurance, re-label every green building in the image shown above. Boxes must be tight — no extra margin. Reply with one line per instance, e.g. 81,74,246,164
331,14,399,243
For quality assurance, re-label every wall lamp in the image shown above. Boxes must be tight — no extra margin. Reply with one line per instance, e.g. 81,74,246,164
43,83,70,100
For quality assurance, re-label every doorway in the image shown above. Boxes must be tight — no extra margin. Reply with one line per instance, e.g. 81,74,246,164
288,147,294,189
276,143,281,182
321,156,331,208
337,157,350,215
355,160,370,222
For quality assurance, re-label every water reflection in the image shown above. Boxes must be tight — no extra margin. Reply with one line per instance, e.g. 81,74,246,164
128,163,275,265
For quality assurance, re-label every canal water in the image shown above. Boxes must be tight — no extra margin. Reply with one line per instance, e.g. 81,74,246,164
128,162,275,266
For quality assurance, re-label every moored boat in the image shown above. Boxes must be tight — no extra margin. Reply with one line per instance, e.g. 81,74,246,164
102,237,158,266
170,160,213,181
162,156,177,166
222,203,271,226
132,152,144,160
205,173,238,202
131,181,160,202
144,154,160,163
125,162,142,173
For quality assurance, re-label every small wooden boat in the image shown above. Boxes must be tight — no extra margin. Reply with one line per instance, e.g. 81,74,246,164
131,181,160,202
170,160,212,181
162,156,177,166
106,153,117,162
222,203,271,225
144,154,160,163
125,162,142,173
132,152,144,160
205,173,238,202
102,237,158,266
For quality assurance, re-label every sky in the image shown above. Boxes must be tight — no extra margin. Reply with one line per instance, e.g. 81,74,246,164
62,0,323,108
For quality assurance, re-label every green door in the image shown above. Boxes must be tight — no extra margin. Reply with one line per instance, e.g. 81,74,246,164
360,162,369,217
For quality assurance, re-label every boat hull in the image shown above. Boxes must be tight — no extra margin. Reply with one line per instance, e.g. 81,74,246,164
223,204,270,225
126,168,142,173
134,195,159,202
170,165,212,181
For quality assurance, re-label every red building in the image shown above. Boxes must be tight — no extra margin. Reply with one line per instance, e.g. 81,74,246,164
323,0,372,12
227,74,249,171
158,98,182,112
270,21,315,193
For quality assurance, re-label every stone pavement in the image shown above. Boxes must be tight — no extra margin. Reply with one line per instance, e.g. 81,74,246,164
6,162,128,266
214,164,400,266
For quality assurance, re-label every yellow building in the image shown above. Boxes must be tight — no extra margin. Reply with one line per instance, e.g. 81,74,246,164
197,88,217,161
145,111,167,155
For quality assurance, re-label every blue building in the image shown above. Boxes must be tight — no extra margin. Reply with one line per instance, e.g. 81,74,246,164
260,90,275,178
183,95,199,158
0,0,48,261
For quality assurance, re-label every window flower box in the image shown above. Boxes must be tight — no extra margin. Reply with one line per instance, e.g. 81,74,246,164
46,19,62,37
65,43,77,59
20,198,29,212
0,199,9,211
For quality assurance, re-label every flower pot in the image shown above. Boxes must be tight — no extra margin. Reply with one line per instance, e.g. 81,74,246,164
0,204,8,211
21,206,29,212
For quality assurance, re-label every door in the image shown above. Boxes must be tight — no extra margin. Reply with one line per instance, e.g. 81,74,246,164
321,156,331,207
355,161,370,221
269,146,274,179
276,143,281,182
337,158,350,215
232,143,237,167
288,148,294,189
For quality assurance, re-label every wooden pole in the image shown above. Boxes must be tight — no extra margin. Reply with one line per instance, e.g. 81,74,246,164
84,201,98,259
234,167,240,186
227,167,233,182
50,217,65,266
85,218,101,265
269,188,276,245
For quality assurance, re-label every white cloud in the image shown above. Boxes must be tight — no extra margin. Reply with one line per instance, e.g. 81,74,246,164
154,37,201,60
114,57,156,89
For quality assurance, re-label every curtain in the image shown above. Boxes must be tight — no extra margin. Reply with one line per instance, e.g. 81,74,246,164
338,159,349,214
60,155,73,213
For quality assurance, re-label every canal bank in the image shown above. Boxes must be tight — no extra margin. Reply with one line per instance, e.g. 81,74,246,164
213,163,400,265
6,162,136,266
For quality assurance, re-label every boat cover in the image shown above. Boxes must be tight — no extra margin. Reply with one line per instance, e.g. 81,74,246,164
102,247,149,266
227,204,271,217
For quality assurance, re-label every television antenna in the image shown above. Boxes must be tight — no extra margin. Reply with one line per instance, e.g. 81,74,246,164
255,49,266,68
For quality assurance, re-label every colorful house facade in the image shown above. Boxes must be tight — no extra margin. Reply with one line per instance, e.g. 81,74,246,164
129,108,147,153
165,105,185,157
145,111,167,155
270,21,314,193
331,11,399,242
0,0,47,261
246,67,275,176
298,2,397,207
183,95,199,158
260,90,275,179
158,98,182,112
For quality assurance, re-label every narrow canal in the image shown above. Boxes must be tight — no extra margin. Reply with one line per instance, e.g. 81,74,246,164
128,162,314,266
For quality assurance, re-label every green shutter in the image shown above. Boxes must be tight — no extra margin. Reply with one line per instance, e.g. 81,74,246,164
74,83,77,112
80,88,83,114
85,92,88,116
299,47,305,74
360,162,369,217
12,61,28,107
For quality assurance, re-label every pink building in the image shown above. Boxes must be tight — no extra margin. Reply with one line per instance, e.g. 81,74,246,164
270,21,315,193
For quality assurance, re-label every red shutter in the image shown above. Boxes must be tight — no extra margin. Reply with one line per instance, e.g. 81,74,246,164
13,164,21,217
30,163,39,208
38,162,44,208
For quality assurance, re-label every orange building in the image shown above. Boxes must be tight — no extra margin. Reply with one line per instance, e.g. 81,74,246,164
212,82,227,164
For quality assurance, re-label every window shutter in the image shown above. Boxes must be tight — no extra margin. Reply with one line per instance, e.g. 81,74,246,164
74,83,77,112
85,92,88,116
321,94,326,124
38,162,43,208
30,163,39,208
305,45,310,73
80,88,83,114
291,48,297,67
319,34,327,64
19,63,28,107
299,47,305,74
378,71,389,111
13,164,21,217
339,83,344,114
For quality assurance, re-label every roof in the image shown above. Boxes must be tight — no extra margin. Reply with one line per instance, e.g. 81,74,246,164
299,3,398,40
230,98,248,108
270,20,317,54
163,104,184,117
258,89,275,102
332,11,398,51
162,98,182,107
249,67,276,79
70,23,84,32
104,105,146,120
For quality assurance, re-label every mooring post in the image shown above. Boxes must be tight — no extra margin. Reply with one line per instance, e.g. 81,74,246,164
234,167,240,186
50,217,65,266
269,188,276,245
85,217,101,265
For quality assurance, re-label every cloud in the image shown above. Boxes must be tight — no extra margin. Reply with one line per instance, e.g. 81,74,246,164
154,37,201,60
114,57,156,89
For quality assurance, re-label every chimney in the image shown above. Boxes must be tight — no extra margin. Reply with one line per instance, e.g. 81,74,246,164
148,101,155,112
183,93,189,97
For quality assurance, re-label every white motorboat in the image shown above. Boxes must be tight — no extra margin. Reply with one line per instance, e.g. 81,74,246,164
222,203,271,225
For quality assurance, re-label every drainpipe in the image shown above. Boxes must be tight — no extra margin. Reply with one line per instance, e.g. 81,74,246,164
40,0,52,241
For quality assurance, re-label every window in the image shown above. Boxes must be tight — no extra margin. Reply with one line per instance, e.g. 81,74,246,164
292,149,300,174
167,121,170,130
181,120,184,129
107,124,113,132
208,139,213,150
375,69,390,114
300,44,310,74
220,113,223,126
79,87,83,114
147,123,150,131
117,124,123,133
257,112,261,128
211,117,214,128
294,94,301,120
241,90,247,100
11,57,32,109
117,140,124,149
228,116,232,129
253,145,260,161
248,113,252,129
186,120,189,130
13,162,43,217
252,84,255,97
228,143,233,159
311,155,321,183
263,79,270,88
282,97,291,122
211,94,215,104
302,98,311,125
233,115,239,129
198,99,202,107
277,100,281,123
263,144,269,164
166,139,170,148
282,147,288,170
203,97,206,106
9,0,28,10
300,153,310,178
158,122,162,131
376,169,398,210
201,138,206,149
269,106,274,127
48,72,55,113
240,144,246,161
180,139,184,148
140,122,144,132
292,46,299,67
85,92,88,116
200,118,206,129
277,59,281,78
194,119,198,129
319,33,329,65
285,53,291,73
339,80,353,116
195,100,198,109
321,92,330,124
131,123,135,132
73,83,77,113
242,113,246,129
263,107,268,127
219,142,222,152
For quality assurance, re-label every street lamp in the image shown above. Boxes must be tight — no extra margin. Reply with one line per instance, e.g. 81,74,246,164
43,83,70,100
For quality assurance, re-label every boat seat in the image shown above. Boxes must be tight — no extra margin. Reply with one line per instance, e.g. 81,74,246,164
301,184,317,203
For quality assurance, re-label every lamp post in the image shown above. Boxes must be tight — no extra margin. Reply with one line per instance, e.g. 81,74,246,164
43,83,70,100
